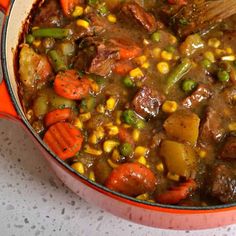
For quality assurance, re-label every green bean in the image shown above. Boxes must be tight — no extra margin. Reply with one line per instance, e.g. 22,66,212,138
48,50,67,72
32,28,70,39
165,58,192,94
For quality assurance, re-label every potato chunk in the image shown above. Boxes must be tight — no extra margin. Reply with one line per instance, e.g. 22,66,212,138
160,140,197,178
19,44,52,91
163,111,200,146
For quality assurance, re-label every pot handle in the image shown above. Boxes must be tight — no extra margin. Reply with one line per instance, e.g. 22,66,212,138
0,0,10,13
0,79,18,119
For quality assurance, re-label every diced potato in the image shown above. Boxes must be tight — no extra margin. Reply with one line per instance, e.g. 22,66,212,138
160,140,197,178
33,94,49,118
19,44,51,90
49,89,76,110
163,111,200,146
94,158,113,185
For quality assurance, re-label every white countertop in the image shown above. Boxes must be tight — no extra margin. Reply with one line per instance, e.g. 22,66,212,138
0,11,235,236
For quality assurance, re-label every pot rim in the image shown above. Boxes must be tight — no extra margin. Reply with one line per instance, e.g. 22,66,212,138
2,0,236,214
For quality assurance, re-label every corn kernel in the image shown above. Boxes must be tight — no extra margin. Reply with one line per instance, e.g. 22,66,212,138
157,62,170,74
79,112,91,122
169,35,177,45
103,140,119,153
76,19,90,29
71,162,85,174
96,104,105,114
88,134,98,145
226,47,233,54
129,67,144,78
115,110,122,125
107,14,117,23
72,6,84,17
74,118,83,130
89,171,95,181
147,199,155,203
132,129,140,142
136,193,149,200
137,156,147,165
215,49,226,57
32,39,41,47
204,51,215,63
107,159,120,168
152,47,161,59
84,6,92,14
167,172,180,182
135,55,147,65
162,100,178,113
106,97,118,111
106,125,119,136
89,127,105,144
208,38,221,48
32,26,39,31
135,146,148,157
228,122,236,131
84,145,102,156
112,149,121,162
198,150,207,158
161,50,173,61
142,62,150,69
156,163,164,172
221,55,236,61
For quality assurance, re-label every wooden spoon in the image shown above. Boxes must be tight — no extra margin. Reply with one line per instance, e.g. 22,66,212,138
171,0,236,38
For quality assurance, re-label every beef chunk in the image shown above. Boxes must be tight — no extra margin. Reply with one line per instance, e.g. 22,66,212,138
207,164,236,203
182,84,212,108
32,0,63,27
132,86,165,118
122,2,157,33
88,43,119,76
200,107,224,144
220,137,236,160
74,37,119,77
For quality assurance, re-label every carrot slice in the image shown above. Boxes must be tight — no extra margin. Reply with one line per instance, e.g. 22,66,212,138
110,38,142,60
113,60,134,75
105,162,157,196
54,70,90,100
60,0,80,16
118,127,134,146
43,122,83,160
44,108,72,127
155,179,197,204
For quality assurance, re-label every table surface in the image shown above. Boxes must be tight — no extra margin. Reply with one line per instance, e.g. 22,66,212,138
0,11,235,236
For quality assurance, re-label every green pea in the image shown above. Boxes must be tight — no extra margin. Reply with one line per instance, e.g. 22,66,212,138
151,31,160,43
201,59,212,69
165,45,176,53
123,76,135,88
119,143,133,157
26,34,35,44
217,70,230,82
98,5,108,15
182,79,197,92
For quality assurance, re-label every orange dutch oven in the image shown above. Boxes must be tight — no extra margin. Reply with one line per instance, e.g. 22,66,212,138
0,0,236,230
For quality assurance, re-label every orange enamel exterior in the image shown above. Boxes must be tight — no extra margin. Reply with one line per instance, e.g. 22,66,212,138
0,0,10,12
0,80,18,118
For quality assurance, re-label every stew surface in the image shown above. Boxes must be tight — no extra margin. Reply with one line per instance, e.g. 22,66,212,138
18,0,236,206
